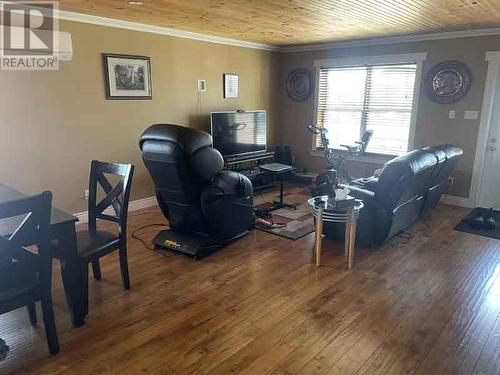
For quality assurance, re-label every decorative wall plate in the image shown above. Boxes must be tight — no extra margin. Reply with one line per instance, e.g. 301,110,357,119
286,68,313,101
425,60,471,104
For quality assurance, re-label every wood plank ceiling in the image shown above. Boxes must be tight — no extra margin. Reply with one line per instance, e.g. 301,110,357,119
58,0,500,46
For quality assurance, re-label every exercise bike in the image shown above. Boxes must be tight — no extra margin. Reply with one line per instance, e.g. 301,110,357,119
307,124,373,197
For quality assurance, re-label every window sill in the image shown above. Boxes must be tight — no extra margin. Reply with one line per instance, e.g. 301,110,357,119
310,149,394,164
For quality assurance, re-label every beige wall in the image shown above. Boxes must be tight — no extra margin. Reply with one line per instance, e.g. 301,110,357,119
275,35,500,198
0,20,277,213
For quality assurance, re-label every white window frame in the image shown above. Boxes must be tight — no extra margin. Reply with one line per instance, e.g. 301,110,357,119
311,52,428,158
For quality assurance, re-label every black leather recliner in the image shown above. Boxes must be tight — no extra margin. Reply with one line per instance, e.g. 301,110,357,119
139,124,255,251
328,144,462,246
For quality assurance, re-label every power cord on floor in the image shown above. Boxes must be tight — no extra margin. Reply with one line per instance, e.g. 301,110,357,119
254,209,287,229
389,231,413,247
131,223,177,258
436,178,454,214
418,221,431,230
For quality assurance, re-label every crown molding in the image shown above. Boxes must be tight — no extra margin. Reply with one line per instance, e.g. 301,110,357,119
56,9,280,52
281,27,500,53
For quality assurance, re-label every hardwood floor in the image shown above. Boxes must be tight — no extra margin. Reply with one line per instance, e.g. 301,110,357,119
1,187,499,374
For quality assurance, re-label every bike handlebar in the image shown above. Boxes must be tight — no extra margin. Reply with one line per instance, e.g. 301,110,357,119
307,124,327,135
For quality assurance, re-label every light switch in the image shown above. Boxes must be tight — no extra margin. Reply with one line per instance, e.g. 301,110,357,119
464,110,479,120
197,80,206,92
448,110,456,119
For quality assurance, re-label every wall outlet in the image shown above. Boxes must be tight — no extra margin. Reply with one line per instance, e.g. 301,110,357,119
84,189,89,200
448,110,456,119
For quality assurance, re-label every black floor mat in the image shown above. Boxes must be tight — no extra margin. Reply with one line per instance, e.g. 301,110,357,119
454,207,500,240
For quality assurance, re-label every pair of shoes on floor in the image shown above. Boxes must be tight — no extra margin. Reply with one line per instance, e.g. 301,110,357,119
0,338,9,361
471,208,496,230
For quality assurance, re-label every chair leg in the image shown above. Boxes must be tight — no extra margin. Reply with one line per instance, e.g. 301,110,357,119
118,242,130,290
40,296,59,354
81,262,89,316
27,303,37,325
91,260,102,280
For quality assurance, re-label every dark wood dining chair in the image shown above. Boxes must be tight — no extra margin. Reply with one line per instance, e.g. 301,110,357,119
77,160,134,313
0,191,59,354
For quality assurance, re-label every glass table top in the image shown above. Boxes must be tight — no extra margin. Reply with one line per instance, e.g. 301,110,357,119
307,195,364,213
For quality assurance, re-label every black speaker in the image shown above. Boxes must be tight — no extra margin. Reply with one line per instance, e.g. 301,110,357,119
274,146,294,166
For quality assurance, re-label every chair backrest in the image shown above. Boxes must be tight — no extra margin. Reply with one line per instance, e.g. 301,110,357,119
423,146,447,186
426,144,463,187
139,124,224,232
360,130,374,153
0,192,52,292
88,161,134,236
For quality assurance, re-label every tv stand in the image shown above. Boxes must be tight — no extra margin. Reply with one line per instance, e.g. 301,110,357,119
225,151,275,191
224,151,274,165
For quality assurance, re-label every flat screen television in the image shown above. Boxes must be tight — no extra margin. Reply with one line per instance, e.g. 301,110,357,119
210,110,267,157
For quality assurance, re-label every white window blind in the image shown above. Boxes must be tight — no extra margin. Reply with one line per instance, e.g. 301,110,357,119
315,63,417,155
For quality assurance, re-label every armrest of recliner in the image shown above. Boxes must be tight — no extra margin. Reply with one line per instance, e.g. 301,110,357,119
348,186,375,201
201,170,255,238
350,176,379,191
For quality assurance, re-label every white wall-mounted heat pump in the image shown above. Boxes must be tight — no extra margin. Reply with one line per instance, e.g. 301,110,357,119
0,26,73,61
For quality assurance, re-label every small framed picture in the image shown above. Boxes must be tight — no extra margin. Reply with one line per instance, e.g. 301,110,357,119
103,53,152,100
223,73,239,99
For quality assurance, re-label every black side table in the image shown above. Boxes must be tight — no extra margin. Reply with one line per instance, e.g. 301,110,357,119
260,162,297,210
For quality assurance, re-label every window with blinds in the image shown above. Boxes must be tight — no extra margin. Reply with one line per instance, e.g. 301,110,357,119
315,63,417,155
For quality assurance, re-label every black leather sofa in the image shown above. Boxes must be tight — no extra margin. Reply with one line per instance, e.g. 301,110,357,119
139,124,255,252
327,144,463,247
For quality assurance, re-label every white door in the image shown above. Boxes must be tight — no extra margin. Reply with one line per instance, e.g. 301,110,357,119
478,64,500,209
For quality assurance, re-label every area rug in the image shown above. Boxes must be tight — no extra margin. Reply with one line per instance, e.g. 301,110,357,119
255,191,314,240
454,207,500,240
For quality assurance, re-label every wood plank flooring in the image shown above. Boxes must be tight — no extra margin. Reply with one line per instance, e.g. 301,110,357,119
1,187,499,374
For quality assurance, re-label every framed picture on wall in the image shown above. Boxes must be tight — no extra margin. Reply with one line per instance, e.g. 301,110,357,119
103,53,152,100
223,73,239,99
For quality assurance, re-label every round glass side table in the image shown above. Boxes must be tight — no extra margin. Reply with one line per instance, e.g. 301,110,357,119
308,196,364,269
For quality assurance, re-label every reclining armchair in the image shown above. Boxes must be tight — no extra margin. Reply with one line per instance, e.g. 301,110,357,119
139,124,255,257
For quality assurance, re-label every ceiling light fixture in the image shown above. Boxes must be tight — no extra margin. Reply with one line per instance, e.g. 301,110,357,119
127,0,143,5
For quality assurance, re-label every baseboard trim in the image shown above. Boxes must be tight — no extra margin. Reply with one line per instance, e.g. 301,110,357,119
440,195,473,208
74,196,158,224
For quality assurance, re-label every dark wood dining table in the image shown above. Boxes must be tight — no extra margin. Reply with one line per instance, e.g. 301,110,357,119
0,183,86,327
